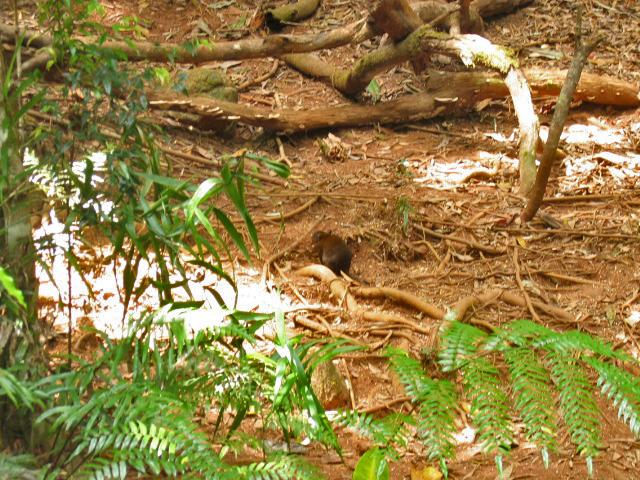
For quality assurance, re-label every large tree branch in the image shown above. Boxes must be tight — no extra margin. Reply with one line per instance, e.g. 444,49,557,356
149,68,638,134
285,30,514,96
0,20,370,65
0,1,533,66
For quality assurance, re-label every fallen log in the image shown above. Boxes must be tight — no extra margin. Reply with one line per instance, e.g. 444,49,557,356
149,68,639,133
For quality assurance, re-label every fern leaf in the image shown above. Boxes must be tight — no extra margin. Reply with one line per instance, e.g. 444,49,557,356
462,356,513,455
386,348,457,466
415,379,457,468
546,351,600,460
386,347,430,397
499,319,555,347
536,330,630,361
230,454,322,480
439,321,488,372
504,347,557,462
585,357,640,437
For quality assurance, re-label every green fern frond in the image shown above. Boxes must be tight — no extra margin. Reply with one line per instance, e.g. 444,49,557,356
332,409,412,451
333,409,377,437
374,413,414,454
81,457,128,480
586,357,640,437
386,347,431,397
536,330,629,361
462,356,513,455
75,414,223,478
546,351,600,461
439,321,488,371
386,348,457,466
504,347,557,464
415,379,457,472
498,319,555,346
230,454,322,480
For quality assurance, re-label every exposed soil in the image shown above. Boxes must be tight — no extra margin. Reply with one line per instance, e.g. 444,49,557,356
8,0,640,478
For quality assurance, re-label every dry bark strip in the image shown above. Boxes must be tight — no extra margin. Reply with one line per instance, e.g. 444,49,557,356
149,68,638,134
506,68,539,195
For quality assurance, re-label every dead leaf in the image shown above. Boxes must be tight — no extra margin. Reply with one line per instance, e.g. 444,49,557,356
410,466,443,480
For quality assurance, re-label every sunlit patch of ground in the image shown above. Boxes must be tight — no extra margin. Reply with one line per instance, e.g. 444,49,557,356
35,210,303,340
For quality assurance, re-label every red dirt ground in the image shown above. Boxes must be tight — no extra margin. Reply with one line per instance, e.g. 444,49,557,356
7,0,640,478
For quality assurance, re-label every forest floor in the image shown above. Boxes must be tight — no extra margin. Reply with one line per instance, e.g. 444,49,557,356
18,0,640,478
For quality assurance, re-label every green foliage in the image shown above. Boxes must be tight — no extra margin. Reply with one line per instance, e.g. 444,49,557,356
352,447,389,480
0,266,26,310
587,357,640,437
359,319,639,478
25,0,289,316
395,196,413,236
504,347,557,466
366,79,382,104
386,348,456,475
438,320,488,371
335,409,411,480
545,350,600,474
30,306,340,479
0,452,49,480
258,311,361,451
1,3,293,479
462,355,513,461
0,369,42,412
5,2,640,480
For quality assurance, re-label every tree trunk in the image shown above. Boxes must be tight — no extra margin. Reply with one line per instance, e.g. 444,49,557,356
0,36,42,409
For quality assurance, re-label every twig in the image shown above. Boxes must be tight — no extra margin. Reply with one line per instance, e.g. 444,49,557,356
536,270,595,285
405,124,473,139
449,291,502,328
544,193,631,203
496,226,639,241
292,316,369,347
522,7,605,220
510,244,541,323
369,331,394,349
273,263,309,305
340,358,357,410
498,290,575,323
434,248,451,275
275,135,291,167
413,239,441,262
238,59,280,91
415,224,505,255
345,325,413,343
255,196,319,224
623,289,640,309
26,109,287,186
360,396,411,414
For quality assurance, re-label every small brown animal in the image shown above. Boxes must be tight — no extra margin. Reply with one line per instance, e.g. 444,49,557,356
312,231,353,276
